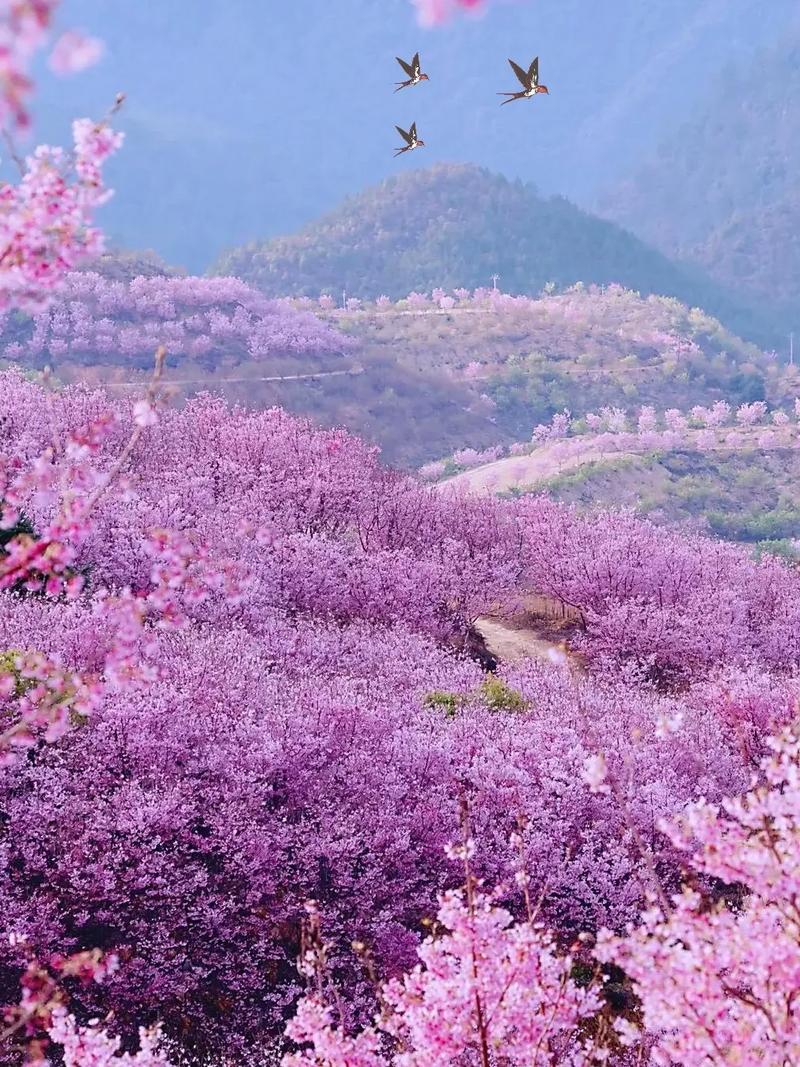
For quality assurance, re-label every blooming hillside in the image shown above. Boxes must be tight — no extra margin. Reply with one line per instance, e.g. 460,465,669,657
4,369,800,1059
0,274,352,371
36,281,795,469
538,448,800,557
4,5,800,1065
323,284,793,447
214,163,778,348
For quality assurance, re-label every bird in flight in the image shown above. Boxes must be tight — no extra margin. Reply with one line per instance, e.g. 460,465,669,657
498,56,549,105
394,122,425,157
395,52,429,92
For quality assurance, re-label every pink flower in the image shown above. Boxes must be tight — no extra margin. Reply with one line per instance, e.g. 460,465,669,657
0,120,123,312
0,0,61,128
49,31,104,75
48,1007,171,1066
581,753,610,794
413,0,486,23
132,400,158,428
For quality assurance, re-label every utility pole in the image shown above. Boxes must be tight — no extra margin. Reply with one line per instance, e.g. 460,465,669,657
490,273,500,291
342,287,347,308
791,331,795,367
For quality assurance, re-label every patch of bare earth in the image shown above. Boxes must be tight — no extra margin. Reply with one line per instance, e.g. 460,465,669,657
475,596,585,670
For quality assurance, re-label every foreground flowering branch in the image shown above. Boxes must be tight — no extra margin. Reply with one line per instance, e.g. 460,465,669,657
0,114,124,312
0,347,166,600
284,722,800,1065
2,944,170,1066
0,0,62,129
0,1,105,129
0,2,120,312
0,347,253,758
598,722,800,1063
284,875,603,1066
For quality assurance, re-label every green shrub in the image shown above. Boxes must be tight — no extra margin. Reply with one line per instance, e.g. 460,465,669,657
753,539,800,562
478,677,528,713
423,690,463,719
0,649,88,728
0,650,35,700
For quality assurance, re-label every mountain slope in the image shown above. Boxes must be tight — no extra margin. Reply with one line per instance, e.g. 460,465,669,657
539,449,800,556
213,164,780,346
689,194,800,314
599,31,800,314
28,0,798,271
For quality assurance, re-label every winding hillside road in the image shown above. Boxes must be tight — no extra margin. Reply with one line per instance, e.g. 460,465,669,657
100,367,365,388
443,444,636,494
438,427,796,496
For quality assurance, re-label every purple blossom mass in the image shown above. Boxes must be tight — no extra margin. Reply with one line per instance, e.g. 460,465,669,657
2,2,800,1064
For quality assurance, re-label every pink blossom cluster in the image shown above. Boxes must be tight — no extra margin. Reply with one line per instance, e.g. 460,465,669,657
0,121,124,313
48,1010,171,1067
516,398,791,457
285,885,600,1067
2,943,116,1057
412,0,486,26
451,445,504,469
0,273,352,364
596,721,800,1062
1,939,170,1066
461,398,795,481
48,28,104,75
0,2,105,126
4,367,794,1056
533,409,572,443
284,722,800,1064
418,459,447,481
0,0,59,128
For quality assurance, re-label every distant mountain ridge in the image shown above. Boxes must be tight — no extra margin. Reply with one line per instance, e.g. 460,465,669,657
28,0,799,271
599,30,800,317
213,163,781,348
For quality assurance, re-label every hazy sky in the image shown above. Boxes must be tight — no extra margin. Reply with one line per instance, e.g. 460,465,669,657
18,0,799,271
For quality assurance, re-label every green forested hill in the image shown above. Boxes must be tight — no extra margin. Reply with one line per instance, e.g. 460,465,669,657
538,448,800,559
213,164,778,346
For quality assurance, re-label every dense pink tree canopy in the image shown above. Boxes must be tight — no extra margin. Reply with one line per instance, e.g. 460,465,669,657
3,371,800,1060
0,274,353,367
3,5,800,1065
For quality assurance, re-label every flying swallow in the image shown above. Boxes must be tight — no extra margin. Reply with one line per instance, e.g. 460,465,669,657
395,52,429,92
497,56,549,105
394,122,425,157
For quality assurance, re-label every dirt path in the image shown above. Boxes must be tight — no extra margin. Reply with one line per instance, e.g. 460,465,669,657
475,616,563,664
97,367,365,388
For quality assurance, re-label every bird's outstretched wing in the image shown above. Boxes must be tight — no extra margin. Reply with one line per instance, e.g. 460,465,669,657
409,122,418,141
395,124,413,145
508,58,530,88
528,56,539,87
396,56,415,77
411,52,421,77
